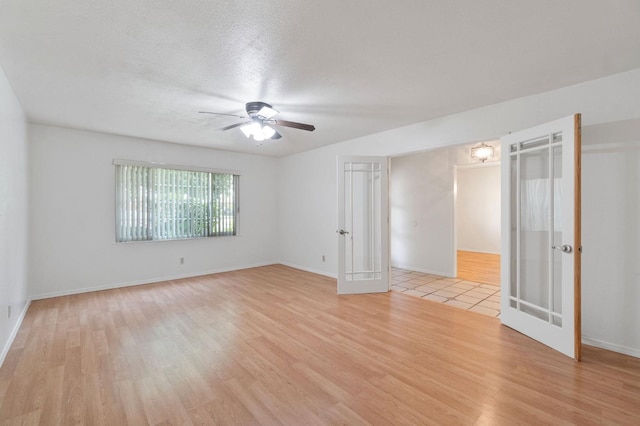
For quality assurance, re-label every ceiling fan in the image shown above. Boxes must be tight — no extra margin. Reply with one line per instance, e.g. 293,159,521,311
199,101,315,143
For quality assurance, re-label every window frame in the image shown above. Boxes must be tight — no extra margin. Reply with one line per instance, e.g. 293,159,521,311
113,159,240,243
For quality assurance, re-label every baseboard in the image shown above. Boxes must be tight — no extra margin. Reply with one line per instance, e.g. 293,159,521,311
582,336,640,359
31,262,278,300
279,262,337,279
0,299,31,368
391,264,454,278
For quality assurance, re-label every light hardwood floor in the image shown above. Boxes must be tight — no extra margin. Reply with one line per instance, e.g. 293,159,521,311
1,265,639,425
457,250,501,286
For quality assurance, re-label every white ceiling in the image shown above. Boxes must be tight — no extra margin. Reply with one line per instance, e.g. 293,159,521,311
1,1,639,157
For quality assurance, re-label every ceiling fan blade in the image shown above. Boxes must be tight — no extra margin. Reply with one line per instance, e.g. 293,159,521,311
274,119,316,132
219,121,248,131
199,111,248,119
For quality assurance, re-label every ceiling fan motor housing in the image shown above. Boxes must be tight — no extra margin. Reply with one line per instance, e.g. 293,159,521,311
246,101,272,118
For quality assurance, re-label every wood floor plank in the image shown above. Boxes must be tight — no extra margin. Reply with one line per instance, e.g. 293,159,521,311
457,250,501,285
38,366,64,426
1,264,639,425
187,390,259,426
223,377,282,425
117,379,149,426
322,402,370,425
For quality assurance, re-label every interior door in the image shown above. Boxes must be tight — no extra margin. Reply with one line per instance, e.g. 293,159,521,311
501,114,582,360
337,156,389,294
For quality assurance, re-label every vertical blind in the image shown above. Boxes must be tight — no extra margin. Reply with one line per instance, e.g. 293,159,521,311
115,163,239,242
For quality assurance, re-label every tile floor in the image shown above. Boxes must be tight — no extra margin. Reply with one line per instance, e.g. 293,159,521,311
391,267,501,317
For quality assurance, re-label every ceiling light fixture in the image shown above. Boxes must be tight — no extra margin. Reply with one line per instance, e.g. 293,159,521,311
470,142,495,163
237,103,284,144
239,123,253,138
200,101,315,144
262,125,276,139
239,121,276,144
257,105,279,119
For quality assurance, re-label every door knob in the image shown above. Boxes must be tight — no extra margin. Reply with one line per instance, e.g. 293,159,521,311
337,229,350,235
552,244,573,253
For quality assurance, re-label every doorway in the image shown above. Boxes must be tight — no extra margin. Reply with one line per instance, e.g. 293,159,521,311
389,140,502,317
454,162,501,287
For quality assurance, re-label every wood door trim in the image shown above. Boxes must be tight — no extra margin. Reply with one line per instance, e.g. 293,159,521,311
574,113,582,362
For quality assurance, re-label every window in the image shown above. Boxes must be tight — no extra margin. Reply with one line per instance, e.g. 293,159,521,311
114,160,239,242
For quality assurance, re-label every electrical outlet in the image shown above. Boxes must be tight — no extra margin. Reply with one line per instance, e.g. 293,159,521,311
7,306,11,319
322,255,326,262
180,257,184,264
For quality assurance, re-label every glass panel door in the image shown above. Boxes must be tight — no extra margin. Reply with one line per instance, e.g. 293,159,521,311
501,115,581,360
338,156,389,294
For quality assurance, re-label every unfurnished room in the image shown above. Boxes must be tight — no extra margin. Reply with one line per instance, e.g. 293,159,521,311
1,1,640,424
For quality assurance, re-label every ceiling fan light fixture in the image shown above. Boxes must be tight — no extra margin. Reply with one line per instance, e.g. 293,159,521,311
203,101,315,142
239,123,253,138
257,105,278,119
262,125,276,139
240,121,263,138
240,121,277,143
249,121,263,135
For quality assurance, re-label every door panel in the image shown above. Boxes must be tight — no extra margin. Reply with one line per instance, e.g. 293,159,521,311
337,156,389,294
501,114,581,360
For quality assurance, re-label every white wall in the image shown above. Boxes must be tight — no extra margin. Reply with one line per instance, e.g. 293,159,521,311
581,119,640,356
390,148,456,276
29,125,280,298
278,68,640,357
0,67,29,364
456,164,501,254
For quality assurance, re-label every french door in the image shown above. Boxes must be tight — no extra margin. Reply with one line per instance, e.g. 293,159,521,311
337,156,389,294
501,114,582,360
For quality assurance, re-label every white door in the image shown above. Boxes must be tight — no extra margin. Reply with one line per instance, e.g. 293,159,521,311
501,114,582,360
337,156,389,294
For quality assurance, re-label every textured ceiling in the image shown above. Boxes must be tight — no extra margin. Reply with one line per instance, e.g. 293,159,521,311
1,1,639,157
